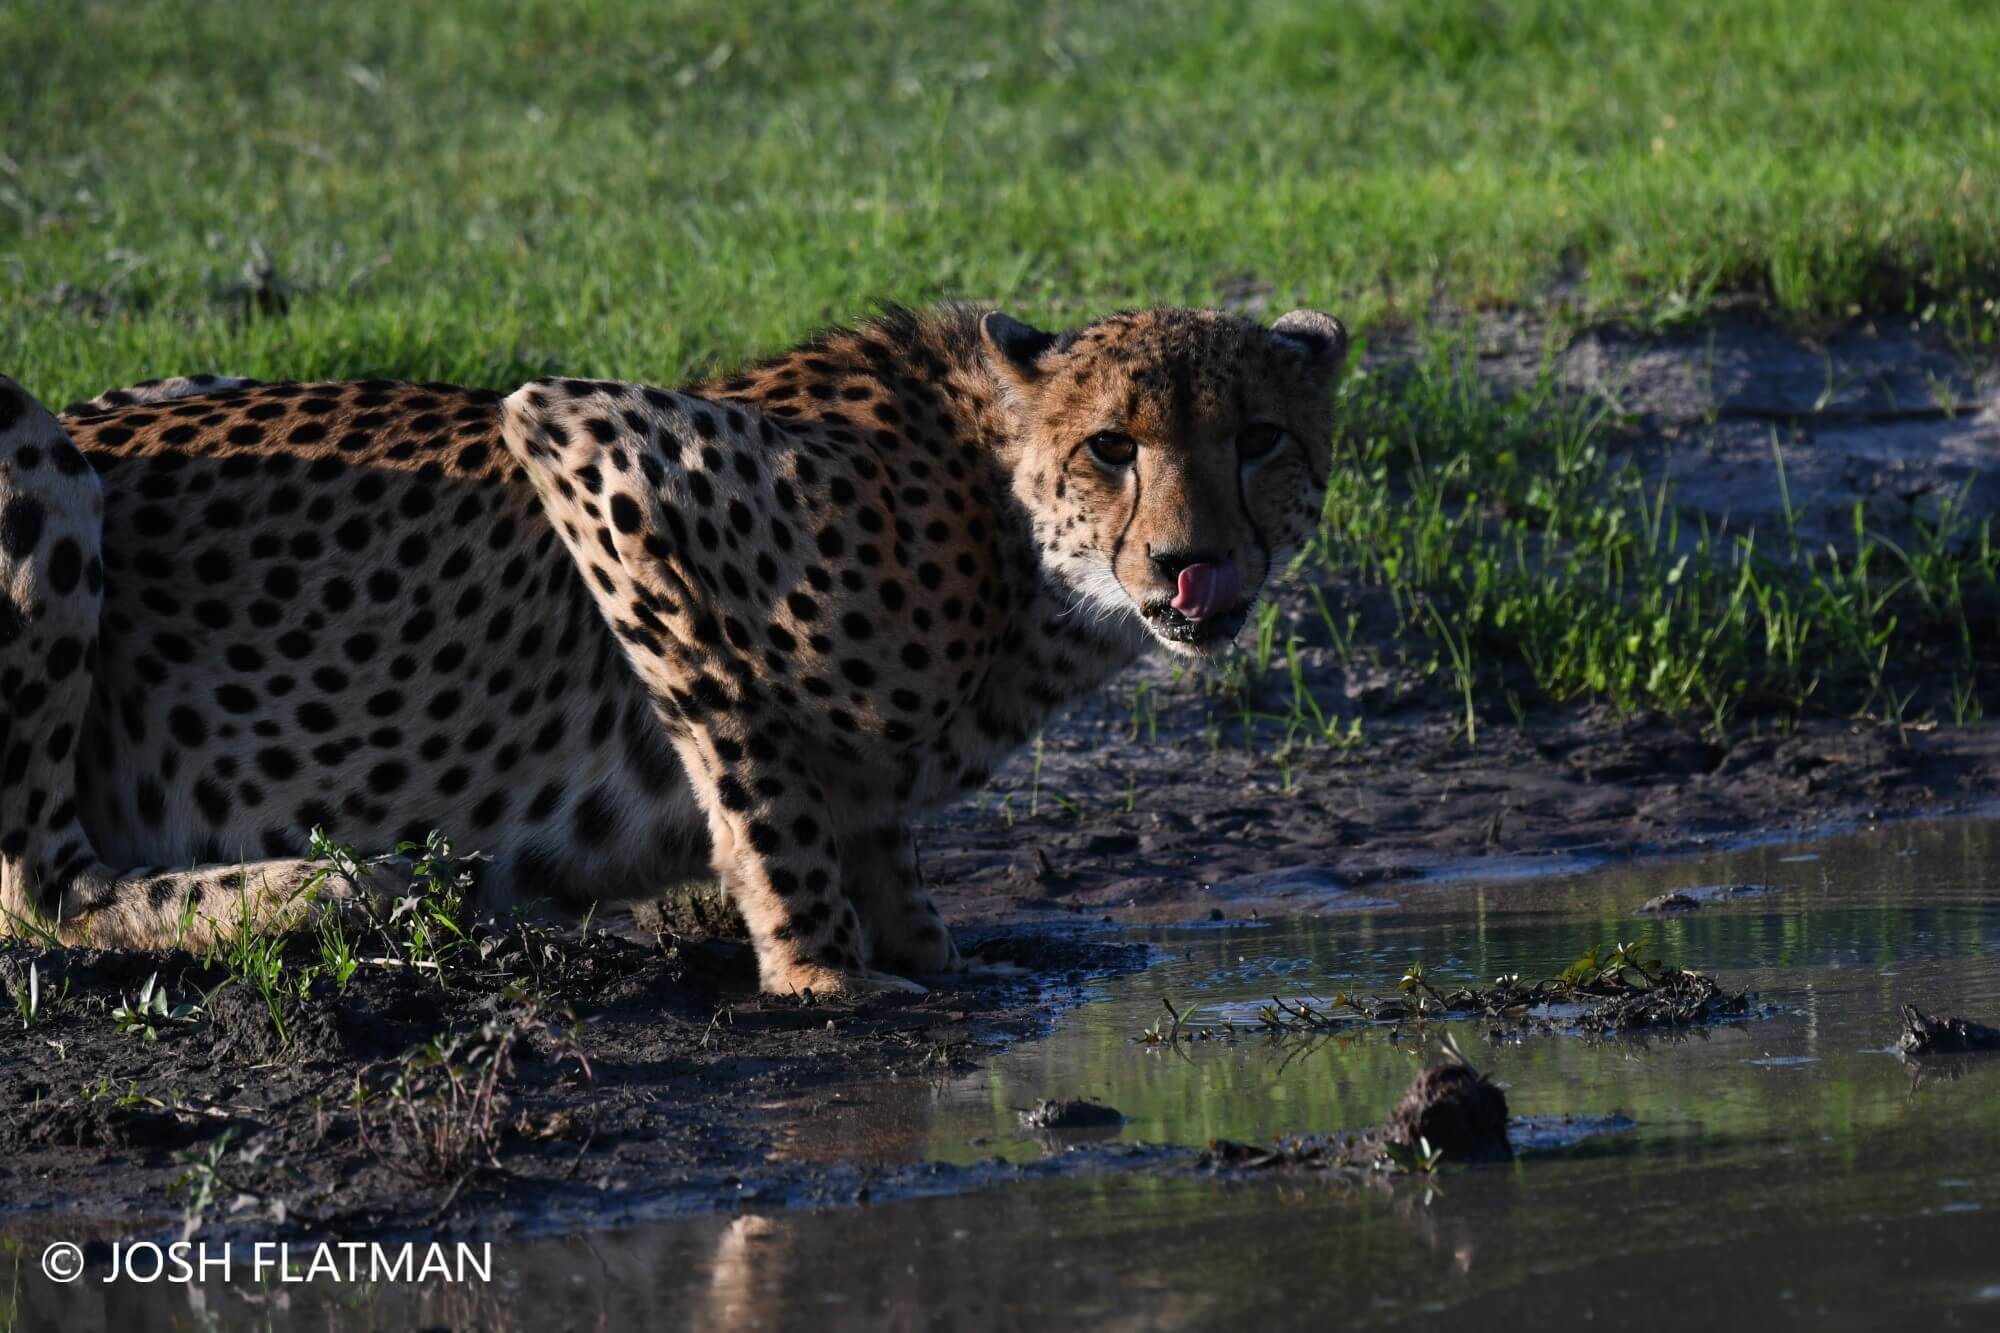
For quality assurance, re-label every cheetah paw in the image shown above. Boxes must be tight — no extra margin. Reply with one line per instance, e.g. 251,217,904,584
948,954,1029,980
774,964,929,1000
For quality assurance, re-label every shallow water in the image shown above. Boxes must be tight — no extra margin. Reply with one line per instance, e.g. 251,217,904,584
18,820,2000,1330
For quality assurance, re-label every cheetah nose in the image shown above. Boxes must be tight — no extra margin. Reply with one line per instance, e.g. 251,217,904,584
1170,560,1242,622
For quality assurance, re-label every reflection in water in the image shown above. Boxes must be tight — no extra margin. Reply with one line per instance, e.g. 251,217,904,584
10,820,2000,1329
706,1215,781,1332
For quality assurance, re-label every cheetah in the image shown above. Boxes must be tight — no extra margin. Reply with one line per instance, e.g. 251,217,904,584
0,303,1345,994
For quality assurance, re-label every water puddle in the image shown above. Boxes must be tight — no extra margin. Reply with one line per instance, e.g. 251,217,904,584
16,820,2000,1328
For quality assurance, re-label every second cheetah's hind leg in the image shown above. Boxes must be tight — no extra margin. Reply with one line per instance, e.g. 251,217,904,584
0,377,373,952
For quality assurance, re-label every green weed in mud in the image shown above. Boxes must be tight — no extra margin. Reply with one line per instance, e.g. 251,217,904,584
80,1077,169,1111
354,991,592,1187
167,1128,241,1231
209,876,294,1044
95,826,492,1055
1377,1135,1446,1176
11,961,65,1031
1176,624,1367,787
109,972,203,1042
385,829,479,972
0,908,60,951
313,905,363,994
300,825,481,984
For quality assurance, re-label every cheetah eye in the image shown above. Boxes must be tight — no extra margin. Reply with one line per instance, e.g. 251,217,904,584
1085,432,1137,469
1237,423,1287,461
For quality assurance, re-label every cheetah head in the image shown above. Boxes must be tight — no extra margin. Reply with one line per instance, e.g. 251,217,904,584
983,305,1347,657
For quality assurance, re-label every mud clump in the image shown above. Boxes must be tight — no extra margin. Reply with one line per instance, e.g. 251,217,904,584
1019,1099,1123,1130
1198,1056,1510,1172
1386,1062,1511,1162
1223,947,1755,1041
1637,884,1775,914
205,985,341,1065
1897,1004,2000,1056
1572,966,1747,1033
632,879,748,942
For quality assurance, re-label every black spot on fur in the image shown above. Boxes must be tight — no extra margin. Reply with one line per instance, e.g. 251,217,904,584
0,495,45,557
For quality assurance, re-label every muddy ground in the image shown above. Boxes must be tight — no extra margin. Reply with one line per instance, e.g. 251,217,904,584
0,926,1142,1239
2,304,1997,1239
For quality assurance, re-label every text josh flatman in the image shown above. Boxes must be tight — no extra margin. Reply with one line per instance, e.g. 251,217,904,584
103,1241,492,1284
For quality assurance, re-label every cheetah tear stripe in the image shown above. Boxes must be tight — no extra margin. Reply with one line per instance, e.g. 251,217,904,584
1172,561,1241,621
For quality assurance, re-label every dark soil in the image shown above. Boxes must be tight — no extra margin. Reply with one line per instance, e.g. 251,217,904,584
923,638,2000,929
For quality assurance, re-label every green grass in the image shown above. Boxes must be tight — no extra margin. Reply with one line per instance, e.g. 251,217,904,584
6,0,2000,406
4,1,1997,742
1311,333,1998,736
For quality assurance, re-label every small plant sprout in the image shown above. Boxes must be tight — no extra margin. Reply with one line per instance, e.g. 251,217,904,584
173,890,200,950
1254,600,1282,671
1398,960,1452,1015
1380,1134,1447,1175
17,960,37,1028
111,973,203,1041
315,906,362,993
381,831,479,974
1028,733,1047,818
356,995,591,1184
1126,679,1159,743
169,1129,240,1231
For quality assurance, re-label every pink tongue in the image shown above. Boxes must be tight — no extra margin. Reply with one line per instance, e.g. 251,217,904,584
1172,562,1241,621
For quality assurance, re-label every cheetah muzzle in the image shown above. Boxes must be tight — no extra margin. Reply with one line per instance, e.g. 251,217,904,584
0,302,1345,996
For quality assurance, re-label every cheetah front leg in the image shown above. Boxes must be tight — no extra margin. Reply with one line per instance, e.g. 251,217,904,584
499,377,926,998
840,824,960,977
673,730,923,998
845,824,1026,981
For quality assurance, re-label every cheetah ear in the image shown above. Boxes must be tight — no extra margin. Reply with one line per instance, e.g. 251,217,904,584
1269,310,1349,374
980,311,1060,385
